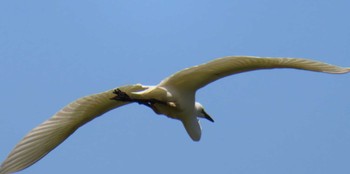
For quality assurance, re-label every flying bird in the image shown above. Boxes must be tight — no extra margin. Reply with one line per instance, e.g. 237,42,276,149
1,56,349,173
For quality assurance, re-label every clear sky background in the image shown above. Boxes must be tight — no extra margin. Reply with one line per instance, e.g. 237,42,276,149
1,1,350,174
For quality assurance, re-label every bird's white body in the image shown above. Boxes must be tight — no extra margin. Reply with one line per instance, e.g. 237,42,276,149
1,56,350,174
129,85,202,141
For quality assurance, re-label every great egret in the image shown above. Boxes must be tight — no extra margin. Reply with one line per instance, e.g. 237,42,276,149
1,56,349,174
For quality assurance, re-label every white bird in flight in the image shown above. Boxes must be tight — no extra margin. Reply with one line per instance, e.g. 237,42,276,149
1,56,349,173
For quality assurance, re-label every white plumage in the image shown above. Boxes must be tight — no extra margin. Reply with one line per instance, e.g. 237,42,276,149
1,56,349,174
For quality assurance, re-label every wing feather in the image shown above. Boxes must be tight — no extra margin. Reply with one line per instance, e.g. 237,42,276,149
159,56,350,92
0,84,145,174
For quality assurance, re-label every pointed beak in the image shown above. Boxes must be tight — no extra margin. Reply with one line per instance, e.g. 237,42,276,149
203,110,214,122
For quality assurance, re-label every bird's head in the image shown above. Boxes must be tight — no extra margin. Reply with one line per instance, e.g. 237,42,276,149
194,102,214,122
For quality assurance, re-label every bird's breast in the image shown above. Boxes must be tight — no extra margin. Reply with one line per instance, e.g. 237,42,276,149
152,103,181,119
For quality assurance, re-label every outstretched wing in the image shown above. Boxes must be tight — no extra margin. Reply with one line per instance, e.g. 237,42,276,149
0,84,146,174
159,56,350,92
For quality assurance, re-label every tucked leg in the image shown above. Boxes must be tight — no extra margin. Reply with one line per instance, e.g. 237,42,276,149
110,88,166,114
111,88,170,105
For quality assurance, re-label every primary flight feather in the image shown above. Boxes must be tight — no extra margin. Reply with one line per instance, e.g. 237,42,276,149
1,56,349,174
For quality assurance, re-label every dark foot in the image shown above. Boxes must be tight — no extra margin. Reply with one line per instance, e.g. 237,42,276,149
110,89,133,102
111,89,152,105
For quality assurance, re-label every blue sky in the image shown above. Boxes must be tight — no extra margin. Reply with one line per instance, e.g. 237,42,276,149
1,1,350,173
